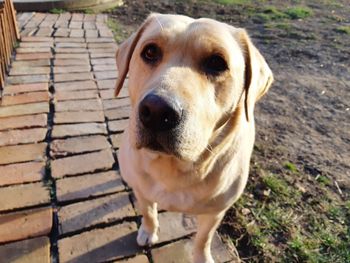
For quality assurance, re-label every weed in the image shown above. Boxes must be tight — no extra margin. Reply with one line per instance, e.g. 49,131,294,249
50,8,66,14
316,175,331,186
262,173,290,196
285,6,313,19
335,26,350,34
283,161,298,173
83,8,95,14
107,18,129,43
210,0,251,5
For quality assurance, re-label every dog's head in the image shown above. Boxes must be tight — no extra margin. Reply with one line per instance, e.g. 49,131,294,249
115,13,273,161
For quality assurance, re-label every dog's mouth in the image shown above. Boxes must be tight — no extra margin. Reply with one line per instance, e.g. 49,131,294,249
136,125,181,156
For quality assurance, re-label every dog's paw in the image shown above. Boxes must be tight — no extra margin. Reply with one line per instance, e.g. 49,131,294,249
136,225,159,246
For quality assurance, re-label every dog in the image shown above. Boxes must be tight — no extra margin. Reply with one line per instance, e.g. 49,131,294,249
115,13,273,263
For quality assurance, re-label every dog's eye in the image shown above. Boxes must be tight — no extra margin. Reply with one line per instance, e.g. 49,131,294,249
141,44,162,64
202,54,228,76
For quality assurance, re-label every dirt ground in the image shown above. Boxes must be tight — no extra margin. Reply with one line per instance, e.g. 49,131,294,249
107,1,349,262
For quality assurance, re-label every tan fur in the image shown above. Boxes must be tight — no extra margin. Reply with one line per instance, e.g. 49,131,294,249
115,13,273,263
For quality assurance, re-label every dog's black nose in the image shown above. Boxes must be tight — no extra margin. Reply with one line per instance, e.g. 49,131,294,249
139,94,182,132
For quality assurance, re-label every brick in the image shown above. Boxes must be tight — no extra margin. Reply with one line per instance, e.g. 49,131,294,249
105,107,131,121
20,42,52,48
55,99,102,112
109,119,129,133
35,27,53,37
86,37,114,43
69,21,82,29
100,89,116,99
20,27,37,37
0,114,47,131
84,14,96,21
55,37,84,43
99,29,114,38
89,48,117,54
151,239,193,263
71,13,83,21
97,79,117,90
16,52,52,60
16,47,51,54
51,149,114,178
54,58,90,66
21,36,53,42
9,66,50,76
56,170,124,202
55,48,88,54
96,14,108,23
102,88,129,99
59,222,140,263
88,43,117,49
0,237,50,263
55,53,89,59
51,135,110,157
119,255,149,263
3,83,48,95
7,74,49,85
1,91,49,105
55,72,93,82
54,28,70,37
54,80,96,91
0,182,50,211
110,133,123,149
90,52,115,58
54,65,91,74
55,90,98,101
11,59,50,67
91,58,115,65
0,143,47,165
54,111,105,124
157,212,197,243
55,20,68,28
85,29,98,38
0,128,47,147
151,233,235,263
83,22,96,29
70,29,84,38
0,102,49,118
52,123,107,138
58,192,134,235
103,98,131,110
93,64,117,72
0,207,52,243
0,161,45,186
56,42,87,48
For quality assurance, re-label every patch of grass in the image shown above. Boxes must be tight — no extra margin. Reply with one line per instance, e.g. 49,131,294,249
275,22,292,30
285,6,313,19
283,161,298,173
106,18,130,44
49,8,66,14
262,173,290,196
335,26,350,34
211,0,251,5
83,8,95,14
316,175,331,186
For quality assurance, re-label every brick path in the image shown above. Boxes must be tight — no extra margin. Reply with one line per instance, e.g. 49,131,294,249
0,12,237,263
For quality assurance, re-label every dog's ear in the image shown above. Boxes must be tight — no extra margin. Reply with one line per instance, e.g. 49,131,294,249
237,29,273,122
114,16,153,97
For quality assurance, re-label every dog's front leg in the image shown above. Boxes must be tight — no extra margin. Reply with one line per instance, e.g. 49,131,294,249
193,211,225,263
134,190,159,246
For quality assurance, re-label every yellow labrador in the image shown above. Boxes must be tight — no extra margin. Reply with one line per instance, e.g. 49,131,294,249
115,13,273,263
